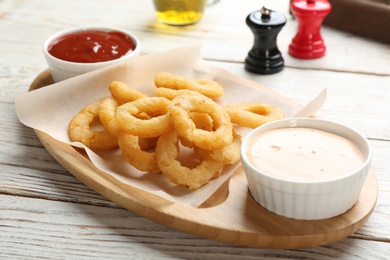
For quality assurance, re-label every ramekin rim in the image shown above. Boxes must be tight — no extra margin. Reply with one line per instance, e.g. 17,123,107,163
43,26,140,66
240,118,372,185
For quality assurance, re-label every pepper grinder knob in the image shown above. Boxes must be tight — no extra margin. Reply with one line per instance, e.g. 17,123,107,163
288,0,332,59
245,6,287,74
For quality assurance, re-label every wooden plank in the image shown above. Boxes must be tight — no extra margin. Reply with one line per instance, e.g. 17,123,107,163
1,194,388,259
0,71,384,250
1,0,389,257
0,0,389,78
2,99,389,244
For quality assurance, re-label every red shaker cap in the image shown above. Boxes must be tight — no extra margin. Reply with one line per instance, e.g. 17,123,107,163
292,0,332,15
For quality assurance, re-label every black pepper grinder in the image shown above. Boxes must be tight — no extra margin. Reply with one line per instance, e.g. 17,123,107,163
245,6,287,74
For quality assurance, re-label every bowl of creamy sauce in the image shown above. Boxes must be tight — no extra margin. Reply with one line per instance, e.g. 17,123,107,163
241,118,372,220
43,27,140,82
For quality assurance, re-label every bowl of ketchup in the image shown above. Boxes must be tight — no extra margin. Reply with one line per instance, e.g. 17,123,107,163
44,26,140,82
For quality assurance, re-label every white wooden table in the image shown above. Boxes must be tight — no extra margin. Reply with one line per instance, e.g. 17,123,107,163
1,0,389,258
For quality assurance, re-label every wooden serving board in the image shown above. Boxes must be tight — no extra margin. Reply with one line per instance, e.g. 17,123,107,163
29,70,378,249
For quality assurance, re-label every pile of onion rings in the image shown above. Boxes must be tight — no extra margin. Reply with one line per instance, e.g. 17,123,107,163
68,72,284,189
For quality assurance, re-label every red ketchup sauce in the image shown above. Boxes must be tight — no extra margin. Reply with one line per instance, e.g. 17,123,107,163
47,30,136,63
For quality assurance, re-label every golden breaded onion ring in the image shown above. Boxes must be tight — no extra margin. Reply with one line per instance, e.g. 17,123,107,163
224,102,284,128
167,94,233,150
109,81,147,104
99,97,120,137
68,100,118,150
190,112,214,131
118,131,160,174
115,97,172,138
194,128,242,165
155,87,205,100
154,72,224,98
155,130,224,190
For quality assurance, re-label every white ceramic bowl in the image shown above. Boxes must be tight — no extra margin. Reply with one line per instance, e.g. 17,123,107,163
241,118,372,220
43,26,140,82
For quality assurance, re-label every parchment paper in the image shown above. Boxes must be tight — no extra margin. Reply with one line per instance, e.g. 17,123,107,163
15,45,323,207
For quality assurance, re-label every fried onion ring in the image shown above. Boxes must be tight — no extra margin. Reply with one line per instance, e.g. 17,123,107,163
99,97,120,137
179,112,214,148
67,72,286,190
195,129,242,165
109,81,147,104
115,97,172,138
118,131,160,174
167,94,233,150
155,87,204,100
68,101,118,150
190,112,214,131
224,102,284,128
138,136,159,151
154,72,224,98
155,130,224,190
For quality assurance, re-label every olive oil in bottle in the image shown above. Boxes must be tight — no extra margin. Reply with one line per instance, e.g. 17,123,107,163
153,0,207,26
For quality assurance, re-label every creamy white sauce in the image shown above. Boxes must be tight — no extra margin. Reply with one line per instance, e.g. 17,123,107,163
246,127,364,181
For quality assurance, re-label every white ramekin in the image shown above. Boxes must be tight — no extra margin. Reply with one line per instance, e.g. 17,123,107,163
43,26,140,82
241,118,372,220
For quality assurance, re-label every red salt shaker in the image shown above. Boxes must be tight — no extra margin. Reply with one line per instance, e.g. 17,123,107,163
288,0,332,59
